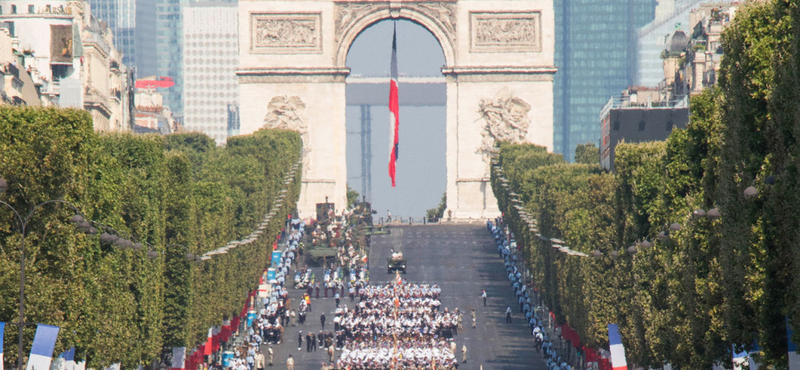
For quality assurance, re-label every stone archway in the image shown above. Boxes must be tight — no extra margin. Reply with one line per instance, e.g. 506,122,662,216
237,0,556,219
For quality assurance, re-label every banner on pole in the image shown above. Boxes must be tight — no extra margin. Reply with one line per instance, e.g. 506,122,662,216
26,324,60,370
0,322,5,370
171,347,186,370
607,324,627,370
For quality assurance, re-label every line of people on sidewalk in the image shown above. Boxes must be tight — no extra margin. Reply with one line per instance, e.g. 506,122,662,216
489,217,575,370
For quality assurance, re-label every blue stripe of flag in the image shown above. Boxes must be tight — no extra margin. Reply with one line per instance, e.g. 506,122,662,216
65,347,75,362
608,323,622,345
0,322,5,355
30,324,60,357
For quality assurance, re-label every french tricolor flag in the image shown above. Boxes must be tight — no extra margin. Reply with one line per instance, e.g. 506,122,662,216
607,324,627,370
1,322,5,370
171,347,186,370
388,22,400,188
26,324,60,370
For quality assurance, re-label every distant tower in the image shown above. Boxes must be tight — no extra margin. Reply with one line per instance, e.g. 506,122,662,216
360,105,372,201
86,0,156,77
553,0,656,161
156,0,236,120
181,2,239,145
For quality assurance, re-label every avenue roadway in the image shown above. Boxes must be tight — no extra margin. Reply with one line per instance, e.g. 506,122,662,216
266,224,547,369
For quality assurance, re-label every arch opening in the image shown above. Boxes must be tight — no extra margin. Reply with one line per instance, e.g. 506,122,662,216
344,19,447,219
335,8,456,69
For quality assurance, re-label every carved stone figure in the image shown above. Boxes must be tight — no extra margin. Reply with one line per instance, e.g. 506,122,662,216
477,88,531,164
335,3,378,41
252,14,321,52
334,2,456,50
417,3,457,37
264,96,312,174
471,12,541,52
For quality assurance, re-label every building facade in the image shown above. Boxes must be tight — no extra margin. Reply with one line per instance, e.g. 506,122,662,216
134,86,175,134
85,0,134,67
661,3,736,100
0,0,78,105
0,0,132,130
75,2,132,131
553,0,656,161
636,0,707,86
635,0,735,86
599,87,689,170
0,25,41,105
181,2,237,145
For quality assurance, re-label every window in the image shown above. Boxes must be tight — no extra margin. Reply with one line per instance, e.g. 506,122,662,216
28,4,34,13
11,5,17,13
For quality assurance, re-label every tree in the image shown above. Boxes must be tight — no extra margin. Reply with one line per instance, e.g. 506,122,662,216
574,142,599,166
346,185,360,209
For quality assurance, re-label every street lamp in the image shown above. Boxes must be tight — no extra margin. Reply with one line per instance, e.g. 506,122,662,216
166,244,204,263
0,176,91,370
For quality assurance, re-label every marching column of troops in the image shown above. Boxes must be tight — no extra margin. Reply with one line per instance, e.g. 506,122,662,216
335,279,463,369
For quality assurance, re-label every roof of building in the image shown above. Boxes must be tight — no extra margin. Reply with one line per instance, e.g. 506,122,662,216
667,30,690,53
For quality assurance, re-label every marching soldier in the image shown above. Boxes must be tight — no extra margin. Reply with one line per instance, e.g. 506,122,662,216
471,309,476,328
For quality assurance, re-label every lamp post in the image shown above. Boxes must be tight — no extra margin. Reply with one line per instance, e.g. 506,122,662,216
0,177,91,370
166,243,204,263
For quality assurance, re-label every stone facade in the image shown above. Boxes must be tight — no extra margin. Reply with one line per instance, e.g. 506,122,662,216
237,0,555,219
0,0,132,131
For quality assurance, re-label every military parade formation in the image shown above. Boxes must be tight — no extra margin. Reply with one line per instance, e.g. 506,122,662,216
223,206,536,370
334,278,460,369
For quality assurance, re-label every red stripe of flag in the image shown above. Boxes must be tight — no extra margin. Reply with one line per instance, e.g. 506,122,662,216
388,23,399,187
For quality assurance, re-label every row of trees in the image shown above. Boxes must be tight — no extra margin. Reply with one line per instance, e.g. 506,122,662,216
492,0,799,368
0,107,302,368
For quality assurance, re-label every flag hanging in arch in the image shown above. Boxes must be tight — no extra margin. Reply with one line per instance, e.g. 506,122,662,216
388,22,400,187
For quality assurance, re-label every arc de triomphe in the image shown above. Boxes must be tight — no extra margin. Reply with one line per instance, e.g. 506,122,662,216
237,0,555,219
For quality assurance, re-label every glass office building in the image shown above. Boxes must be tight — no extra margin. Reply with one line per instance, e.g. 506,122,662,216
182,2,238,145
87,0,157,78
156,0,235,119
553,0,656,160
88,0,135,66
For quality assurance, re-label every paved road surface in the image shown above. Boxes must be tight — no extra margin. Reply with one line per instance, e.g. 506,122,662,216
266,224,547,369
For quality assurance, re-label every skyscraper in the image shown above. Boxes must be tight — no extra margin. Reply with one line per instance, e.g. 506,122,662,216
156,0,235,121
87,0,135,67
553,0,656,160
135,0,157,77
155,0,188,119
182,2,238,145
86,0,156,77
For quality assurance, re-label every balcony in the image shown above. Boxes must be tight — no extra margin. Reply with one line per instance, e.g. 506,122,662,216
84,87,112,118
